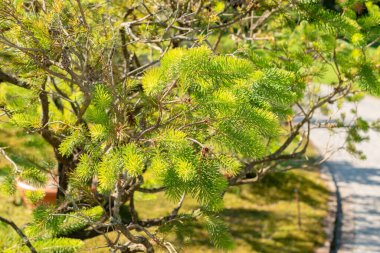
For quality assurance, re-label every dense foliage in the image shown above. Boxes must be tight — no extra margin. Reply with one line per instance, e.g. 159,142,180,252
0,0,380,252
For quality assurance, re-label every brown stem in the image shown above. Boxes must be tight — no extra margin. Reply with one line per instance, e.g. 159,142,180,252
57,162,66,200
75,0,89,29
136,187,166,193
56,159,76,200
0,69,31,89
120,28,130,74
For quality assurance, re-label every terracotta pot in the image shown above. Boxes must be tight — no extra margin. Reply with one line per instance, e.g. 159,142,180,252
16,177,58,208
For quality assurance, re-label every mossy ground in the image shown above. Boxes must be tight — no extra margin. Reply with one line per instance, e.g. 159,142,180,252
0,127,330,253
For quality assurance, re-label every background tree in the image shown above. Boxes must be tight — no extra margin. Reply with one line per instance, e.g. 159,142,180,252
0,0,380,252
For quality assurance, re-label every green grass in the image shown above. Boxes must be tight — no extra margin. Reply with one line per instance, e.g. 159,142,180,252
0,127,330,253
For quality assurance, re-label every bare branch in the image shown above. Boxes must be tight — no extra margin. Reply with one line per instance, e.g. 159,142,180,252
0,216,37,253
0,147,21,173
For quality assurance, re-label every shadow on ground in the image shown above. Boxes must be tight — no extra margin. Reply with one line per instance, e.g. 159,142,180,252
163,170,330,253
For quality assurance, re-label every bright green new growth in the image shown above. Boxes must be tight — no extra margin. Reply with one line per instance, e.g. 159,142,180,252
21,238,84,253
55,46,301,249
122,143,145,177
57,47,294,210
1,0,380,252
71,46,299,210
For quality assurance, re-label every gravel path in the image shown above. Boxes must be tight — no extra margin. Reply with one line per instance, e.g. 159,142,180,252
310,91,380,253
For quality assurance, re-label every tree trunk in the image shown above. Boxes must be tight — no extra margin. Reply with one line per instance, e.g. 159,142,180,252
57,162,67,200
55,155,77,201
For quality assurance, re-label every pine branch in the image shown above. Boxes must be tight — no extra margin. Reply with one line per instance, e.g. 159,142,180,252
136,186,166,193
116,243,146,252
0,69,31,89
75,0,89,29
51,77,79,115
0,216,37,253
208,4,256,29
119,28,131,74
139,194,185,227
39,79,49,127
38,80,62,148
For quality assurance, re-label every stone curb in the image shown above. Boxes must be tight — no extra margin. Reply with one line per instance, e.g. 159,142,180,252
315,165,338,253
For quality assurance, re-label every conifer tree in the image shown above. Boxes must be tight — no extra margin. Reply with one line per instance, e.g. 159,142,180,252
0,0,379,252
